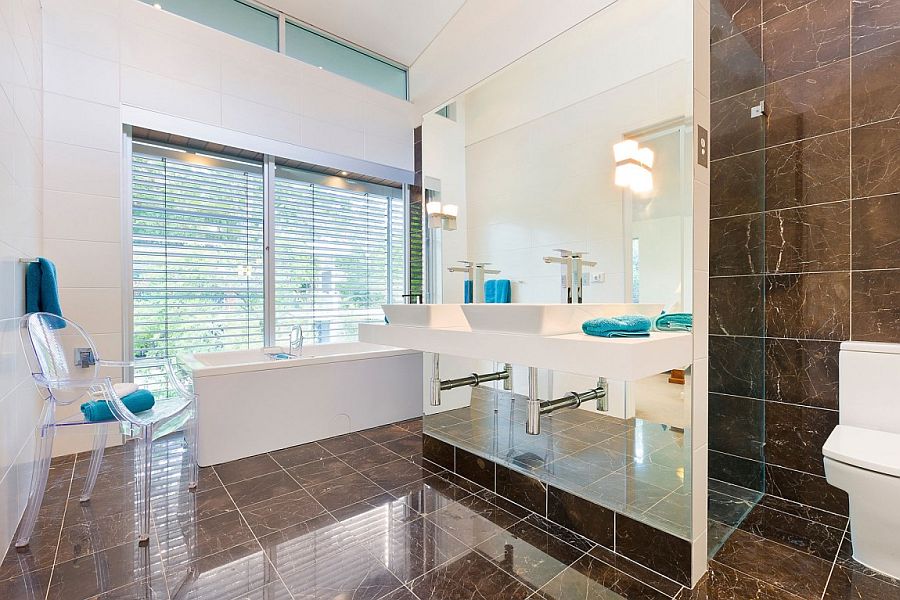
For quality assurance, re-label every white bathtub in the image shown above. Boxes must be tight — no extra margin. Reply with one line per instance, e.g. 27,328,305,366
183,343,423,466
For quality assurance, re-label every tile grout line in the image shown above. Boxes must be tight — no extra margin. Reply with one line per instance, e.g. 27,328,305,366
820,521,851,600
44,456,78,600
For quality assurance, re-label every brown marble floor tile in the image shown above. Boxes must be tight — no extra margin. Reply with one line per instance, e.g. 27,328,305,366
389,475,472,516
55,511,147,565
714,528,833,599
762,0,850,83
45,541,165,600
425,500,514,548
255,512,343,563
89,577,168,599
224,469,301,508
212,453,281,485
276,540,404,600
410,550,533,600
161,539,274,600
852,194,900,270
286,455,355,486
690,559,806,599
383,434,424,460
534,553,672,600
823,564,900,599
360,423,414,444
757,494,847,529
341,443,404,472
184,485,237,521
765,463,848,515
269,441,331,469
156,509,255,566
851,269,900,342
588,544,684,598
317,432,375,455
240,489,326,538
851,117,900,198
362,458,429,491
362,516,470,584
303,471,386,512
496,465,548,516
0,517,63,581
737,501,844,561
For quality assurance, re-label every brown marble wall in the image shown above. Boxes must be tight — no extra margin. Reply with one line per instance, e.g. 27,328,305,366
709,0,900,516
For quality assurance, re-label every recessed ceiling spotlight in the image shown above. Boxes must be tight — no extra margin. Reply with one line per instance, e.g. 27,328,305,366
340,171,348,176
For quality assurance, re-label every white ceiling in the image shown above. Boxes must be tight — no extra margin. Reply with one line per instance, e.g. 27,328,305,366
262,0,466,65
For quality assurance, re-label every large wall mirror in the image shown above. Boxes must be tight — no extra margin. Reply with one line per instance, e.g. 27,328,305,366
420,0,696,545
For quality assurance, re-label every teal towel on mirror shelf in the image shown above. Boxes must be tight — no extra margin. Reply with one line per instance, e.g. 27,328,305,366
654,313,693,331
582,315,652,338
484,279,511,303
81,389,155,423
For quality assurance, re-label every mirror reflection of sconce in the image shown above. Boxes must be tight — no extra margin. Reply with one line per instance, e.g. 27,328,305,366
614,139,654,193
426,201,458,231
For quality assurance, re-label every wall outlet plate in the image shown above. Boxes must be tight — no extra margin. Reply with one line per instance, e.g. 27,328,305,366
590,273,606,283
697,125,708,168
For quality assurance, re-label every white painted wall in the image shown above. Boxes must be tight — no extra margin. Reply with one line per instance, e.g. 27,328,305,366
39,0,419,455
0,0,44,561
409,0,617,112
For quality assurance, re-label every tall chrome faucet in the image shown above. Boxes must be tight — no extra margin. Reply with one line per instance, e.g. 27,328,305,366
543,249,597,304
447,260,500,303
289,324,304,354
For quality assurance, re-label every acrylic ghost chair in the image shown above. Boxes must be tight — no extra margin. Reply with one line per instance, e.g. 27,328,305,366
14,312,198,548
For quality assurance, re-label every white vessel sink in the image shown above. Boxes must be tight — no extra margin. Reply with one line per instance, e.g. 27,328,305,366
461,303,664,335
382,304,468,328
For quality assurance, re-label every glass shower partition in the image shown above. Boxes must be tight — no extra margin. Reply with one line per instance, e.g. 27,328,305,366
706,0,767,556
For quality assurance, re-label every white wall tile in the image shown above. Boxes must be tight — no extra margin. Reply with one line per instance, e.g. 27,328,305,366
121,67,222,126
364,132,412,169
300,116,364,159
43,190,120,243
43,43,118,107
56,287,122,335
120,23,220,92
43,0,119,61
43,141,120,197
43,239,121,288
44,93,121,152
222,95,301,146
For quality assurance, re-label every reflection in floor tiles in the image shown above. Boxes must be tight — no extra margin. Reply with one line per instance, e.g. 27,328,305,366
425,387,693,538
1,418,899,599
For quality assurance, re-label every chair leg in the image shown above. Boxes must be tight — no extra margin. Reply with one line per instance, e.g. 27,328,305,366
137,425,153,546
185,410,199,490
15,402,56,549
79,424,108,502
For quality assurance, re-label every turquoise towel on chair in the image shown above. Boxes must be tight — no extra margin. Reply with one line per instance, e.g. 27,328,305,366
655,313,693,331
81,389,155,423
485,279,511,303
464,280,473,304
582,315,652,338
26,258,65,328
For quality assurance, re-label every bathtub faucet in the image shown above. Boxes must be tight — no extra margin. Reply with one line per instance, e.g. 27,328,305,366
289,324,304,355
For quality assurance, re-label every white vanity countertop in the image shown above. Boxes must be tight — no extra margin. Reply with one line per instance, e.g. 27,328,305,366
358,323,691,380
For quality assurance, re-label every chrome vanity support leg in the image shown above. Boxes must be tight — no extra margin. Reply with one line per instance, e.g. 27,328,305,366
429,353,441,407
526,367,541,435
596,377,609,412
503,363,513,391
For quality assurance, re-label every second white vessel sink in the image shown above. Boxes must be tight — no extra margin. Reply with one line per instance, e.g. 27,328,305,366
461,303,664,335
382,304,468,328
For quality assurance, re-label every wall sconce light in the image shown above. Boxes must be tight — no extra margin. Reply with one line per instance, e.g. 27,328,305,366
614,139,654,193
426,201,458,231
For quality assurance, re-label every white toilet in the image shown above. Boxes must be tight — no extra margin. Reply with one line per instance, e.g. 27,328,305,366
823,341,900,579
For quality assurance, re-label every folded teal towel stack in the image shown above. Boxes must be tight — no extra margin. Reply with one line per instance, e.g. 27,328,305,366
485,279,511,303
81,389,155,423
582,315,652,338
654,313,693,331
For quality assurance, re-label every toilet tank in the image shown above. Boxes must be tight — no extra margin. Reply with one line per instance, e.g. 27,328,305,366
839,341,900,434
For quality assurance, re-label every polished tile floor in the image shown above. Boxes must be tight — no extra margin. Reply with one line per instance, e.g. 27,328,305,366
1,418,898,599
427,388,692,538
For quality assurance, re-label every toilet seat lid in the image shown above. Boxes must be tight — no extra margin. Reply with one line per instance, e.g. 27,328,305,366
823,425,900,477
